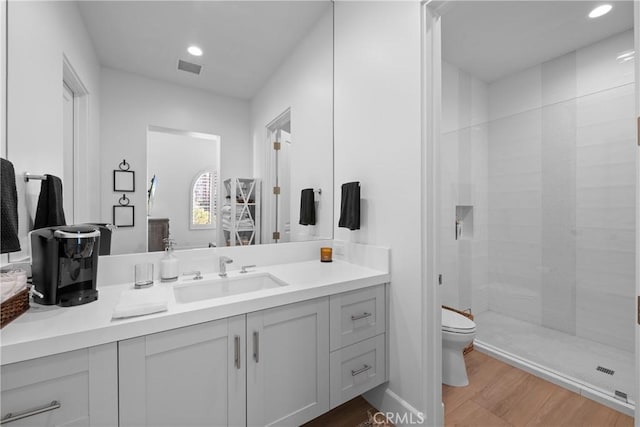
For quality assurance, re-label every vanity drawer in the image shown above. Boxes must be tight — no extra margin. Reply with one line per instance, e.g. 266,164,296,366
329,284,385,351
329,334,386,409
1,344,117,427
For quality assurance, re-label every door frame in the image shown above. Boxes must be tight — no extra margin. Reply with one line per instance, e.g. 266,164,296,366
421,1,443,425
423,1,640,424
62,55,89,224
146,125,221,248
634,2,640,425
263,108,291,244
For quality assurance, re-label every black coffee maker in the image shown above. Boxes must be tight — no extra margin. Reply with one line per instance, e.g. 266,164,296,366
30,225,100,306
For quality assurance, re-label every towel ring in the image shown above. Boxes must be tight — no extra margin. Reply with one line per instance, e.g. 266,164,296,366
118,194,131,206
118,159,131,171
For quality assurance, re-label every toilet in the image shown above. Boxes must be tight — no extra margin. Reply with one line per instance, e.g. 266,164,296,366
441,308,476,387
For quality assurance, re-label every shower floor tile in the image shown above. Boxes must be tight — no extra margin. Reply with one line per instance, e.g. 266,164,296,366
474,310,635,404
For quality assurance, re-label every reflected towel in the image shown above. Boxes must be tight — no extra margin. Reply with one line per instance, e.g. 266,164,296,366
338,182,360,230
1,158,21,253
299,188,316,226
34,175,66,229
112,286,169,319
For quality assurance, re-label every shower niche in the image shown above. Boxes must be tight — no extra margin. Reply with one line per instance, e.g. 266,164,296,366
455,205,473,241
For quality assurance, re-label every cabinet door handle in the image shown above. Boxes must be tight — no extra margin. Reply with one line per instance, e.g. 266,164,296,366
234,335,241,369
1,400,61,424
253,331,260,363
351,364,372,376
351,312,372,321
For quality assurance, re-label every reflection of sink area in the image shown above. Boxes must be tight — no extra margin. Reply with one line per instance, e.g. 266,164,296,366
174,273,288,304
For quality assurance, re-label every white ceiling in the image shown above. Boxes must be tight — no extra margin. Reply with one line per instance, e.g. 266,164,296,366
77,1,330,99
441,1,634,83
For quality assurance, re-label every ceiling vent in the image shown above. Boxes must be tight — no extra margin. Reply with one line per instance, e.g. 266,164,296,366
177,60,202,75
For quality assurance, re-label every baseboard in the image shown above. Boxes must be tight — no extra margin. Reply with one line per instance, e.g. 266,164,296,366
363,384,428,426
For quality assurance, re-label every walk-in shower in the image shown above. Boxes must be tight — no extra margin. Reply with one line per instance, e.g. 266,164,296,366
439,1,636,415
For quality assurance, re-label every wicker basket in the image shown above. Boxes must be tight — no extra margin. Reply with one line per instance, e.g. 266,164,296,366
1,288,30,328
442,305,474,355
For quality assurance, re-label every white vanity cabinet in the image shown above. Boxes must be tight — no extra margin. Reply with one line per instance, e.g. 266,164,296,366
117,298,330,427
2,282,387,427
118,316,246,427
247,297,330,426
0,343,118,427
328,284,387,408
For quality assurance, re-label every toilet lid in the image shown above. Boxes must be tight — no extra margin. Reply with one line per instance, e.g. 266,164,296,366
441,308,476,333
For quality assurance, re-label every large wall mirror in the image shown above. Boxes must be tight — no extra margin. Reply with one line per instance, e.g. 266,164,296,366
6,0,333,257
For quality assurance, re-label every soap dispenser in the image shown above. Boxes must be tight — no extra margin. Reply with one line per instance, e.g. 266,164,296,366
160,238,179,282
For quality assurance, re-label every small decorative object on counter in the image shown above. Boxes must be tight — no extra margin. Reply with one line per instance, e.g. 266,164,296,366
134,263,154,289
1,269,30,328
320,247,333,263
160,238,179,282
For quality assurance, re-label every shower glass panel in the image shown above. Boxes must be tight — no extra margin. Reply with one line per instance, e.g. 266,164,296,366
440,2,636,413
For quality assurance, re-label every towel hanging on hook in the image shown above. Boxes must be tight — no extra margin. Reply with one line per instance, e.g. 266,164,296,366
338,182,360,231
34,174,66,229
299,188,316,226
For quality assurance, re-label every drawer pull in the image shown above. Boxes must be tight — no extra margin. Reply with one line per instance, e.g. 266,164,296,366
1,400,61,424
234,335,241,369
351,312,372,321
351,364,372,376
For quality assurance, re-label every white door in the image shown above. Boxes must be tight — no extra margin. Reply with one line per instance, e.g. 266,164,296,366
247,298,330,426
277,129,292,242
62,82,74,223
118,317,246,426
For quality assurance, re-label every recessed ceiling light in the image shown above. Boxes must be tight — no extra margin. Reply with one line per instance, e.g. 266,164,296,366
588,4,612,18
187,45,203,56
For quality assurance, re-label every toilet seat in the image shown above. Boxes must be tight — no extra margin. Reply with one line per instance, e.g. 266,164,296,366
441,308,476,334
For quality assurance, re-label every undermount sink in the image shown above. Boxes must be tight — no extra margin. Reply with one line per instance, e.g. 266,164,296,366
173,273,288,304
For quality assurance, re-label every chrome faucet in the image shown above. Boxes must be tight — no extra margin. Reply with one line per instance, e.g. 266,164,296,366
219,256,233,278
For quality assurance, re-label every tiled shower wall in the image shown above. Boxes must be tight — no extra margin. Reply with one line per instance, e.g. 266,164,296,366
440,61,490,314
441,30,636,352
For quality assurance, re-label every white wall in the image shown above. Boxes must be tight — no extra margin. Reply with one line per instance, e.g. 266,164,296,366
0,0,5,266
251,6,333,243
1,0,6,159
440,61,490,314
7,1,101,260
147,131,219,250
334,1,425,421
100,68,251,254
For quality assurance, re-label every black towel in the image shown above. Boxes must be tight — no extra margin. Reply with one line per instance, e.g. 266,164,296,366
338,182,360,231
1,158,21,253
34,175,66,229
299,188,316,226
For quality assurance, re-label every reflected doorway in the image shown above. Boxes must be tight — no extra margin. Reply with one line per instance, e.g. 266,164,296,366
265,109,291,244
146,126,221,251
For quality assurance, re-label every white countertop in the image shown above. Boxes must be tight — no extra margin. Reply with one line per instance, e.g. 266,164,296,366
0,260,389,365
